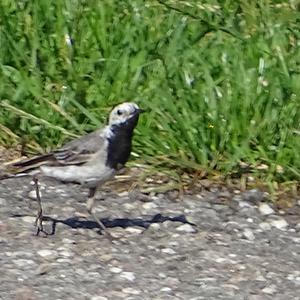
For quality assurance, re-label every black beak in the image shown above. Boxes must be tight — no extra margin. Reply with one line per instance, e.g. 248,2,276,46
136,108,146,114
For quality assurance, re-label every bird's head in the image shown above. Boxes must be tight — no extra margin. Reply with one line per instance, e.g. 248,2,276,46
108,102,145,127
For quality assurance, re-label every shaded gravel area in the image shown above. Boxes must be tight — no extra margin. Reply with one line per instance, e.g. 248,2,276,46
1,177,300,300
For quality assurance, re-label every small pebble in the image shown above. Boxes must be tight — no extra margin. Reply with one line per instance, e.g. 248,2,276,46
91,296,108,300
259,222,271,231
87,272,101,279
164,277,180,285
161,248,176,254
36,263,52,275
13,259,35,267
176,224,197,233
238,201,253,208
62,238,76,244
56,258,72,263
153,259,165,265
0,198,7,205
291,237,300,243
109,228,125,239
59,250,73,257
125,227,143,234
142,202,158,210
216,257,226,263
28,189,42,199
129,190,152,202
110,267,122,274
120,272,136,282
243,189,265,203
75,269,86,276
269,218,289,230
148,223,161,231
122,287,140,295
158,272,167,278
122,203,136,211
22,216,36,223
262,285,277,295
243,229,255,241
37,249,57,258
117,191,128,197
258,203,274,215
99,254,113,262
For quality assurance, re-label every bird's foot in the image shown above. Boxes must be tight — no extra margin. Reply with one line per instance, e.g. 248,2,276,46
75,211,113,239
90,212,113,240
34,213,48,237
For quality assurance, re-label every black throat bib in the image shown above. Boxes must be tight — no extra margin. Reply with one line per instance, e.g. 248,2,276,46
106,114,139,170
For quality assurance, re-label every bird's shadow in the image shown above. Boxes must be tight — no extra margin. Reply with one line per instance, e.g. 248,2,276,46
11,213,196,236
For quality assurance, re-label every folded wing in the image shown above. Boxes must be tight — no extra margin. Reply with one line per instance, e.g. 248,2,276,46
4,128,106,176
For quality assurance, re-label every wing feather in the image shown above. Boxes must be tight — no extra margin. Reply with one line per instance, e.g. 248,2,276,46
4,128,106,175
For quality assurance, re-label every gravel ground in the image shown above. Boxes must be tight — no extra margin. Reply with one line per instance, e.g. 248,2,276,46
1,177,300,300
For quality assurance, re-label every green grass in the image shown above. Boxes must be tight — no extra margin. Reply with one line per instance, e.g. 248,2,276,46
0,0,299,183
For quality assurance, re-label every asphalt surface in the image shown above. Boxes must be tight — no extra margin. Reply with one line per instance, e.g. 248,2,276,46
1,177,300,300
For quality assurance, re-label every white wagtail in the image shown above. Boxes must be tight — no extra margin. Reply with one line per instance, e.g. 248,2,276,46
3,102,145,236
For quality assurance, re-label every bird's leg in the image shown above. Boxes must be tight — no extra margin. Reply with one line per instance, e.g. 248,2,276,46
87,187,110,236
33,177,45,236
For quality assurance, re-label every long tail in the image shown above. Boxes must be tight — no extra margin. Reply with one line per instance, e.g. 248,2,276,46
1,153,55,179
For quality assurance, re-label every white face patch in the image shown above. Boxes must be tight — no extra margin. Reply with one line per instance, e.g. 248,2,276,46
108,102,141,126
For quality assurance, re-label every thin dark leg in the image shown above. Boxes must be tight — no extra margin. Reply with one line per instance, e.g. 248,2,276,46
87,187,111,237
33,177,45,236
88,187,97,198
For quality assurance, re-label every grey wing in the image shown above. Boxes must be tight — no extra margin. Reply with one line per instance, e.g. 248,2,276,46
40,127,113,184
53,128,106,165
5,128,106,175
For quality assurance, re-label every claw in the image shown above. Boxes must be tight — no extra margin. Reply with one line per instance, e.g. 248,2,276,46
34,214,43,235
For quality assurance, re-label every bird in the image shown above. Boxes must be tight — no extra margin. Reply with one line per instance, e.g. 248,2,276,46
2,102,145,236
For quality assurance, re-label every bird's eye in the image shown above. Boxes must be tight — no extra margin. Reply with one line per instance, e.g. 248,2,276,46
117,109,122,115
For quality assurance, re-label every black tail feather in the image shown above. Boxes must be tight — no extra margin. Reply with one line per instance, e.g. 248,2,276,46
1,153,54,177
12,153,54,168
